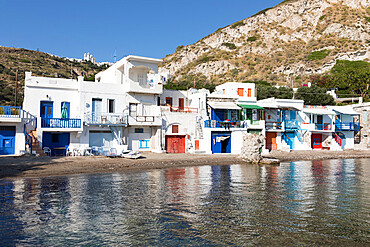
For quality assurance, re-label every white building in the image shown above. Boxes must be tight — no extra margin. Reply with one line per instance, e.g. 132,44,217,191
22,55,164,155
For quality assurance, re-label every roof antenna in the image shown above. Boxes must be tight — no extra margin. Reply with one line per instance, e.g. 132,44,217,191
114,48,117,63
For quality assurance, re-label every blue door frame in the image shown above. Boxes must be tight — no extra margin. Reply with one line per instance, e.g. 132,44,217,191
40,101,53,127
42,132,70,156
0,127,16,155
211,132,231,153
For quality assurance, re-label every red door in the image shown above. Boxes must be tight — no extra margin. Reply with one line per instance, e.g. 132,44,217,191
178,98,184,111
166,135,185,153
312,134,322,149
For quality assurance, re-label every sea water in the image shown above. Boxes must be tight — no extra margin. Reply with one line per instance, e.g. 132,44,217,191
1,158,369,246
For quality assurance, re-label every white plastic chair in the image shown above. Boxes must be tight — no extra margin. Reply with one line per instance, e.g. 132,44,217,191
43,147,51,156
66,145,74,156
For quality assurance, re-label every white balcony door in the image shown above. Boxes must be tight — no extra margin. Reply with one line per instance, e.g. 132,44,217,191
142,104,152,116
92,98,102,123
92,98,102,113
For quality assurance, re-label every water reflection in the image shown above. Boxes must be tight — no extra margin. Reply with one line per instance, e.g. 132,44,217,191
1,159,370,246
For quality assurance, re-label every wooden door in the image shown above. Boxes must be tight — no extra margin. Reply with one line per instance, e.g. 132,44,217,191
266,132,277,150
179,98,184,110
238,88,244,96
166,135,185,153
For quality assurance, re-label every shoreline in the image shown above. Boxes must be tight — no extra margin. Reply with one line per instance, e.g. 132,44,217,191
1,150,370,179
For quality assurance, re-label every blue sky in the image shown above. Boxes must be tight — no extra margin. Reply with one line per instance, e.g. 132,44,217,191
0,0,282,62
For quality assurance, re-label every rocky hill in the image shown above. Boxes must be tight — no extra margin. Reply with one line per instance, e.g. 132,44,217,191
161,0,370,87
0,47,108,105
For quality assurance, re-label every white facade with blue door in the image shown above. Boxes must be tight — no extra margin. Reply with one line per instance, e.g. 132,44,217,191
328,106,360,150
0,106,36,155
23,55,164,154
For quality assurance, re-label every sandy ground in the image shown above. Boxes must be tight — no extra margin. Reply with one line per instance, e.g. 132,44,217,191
1,150,370,179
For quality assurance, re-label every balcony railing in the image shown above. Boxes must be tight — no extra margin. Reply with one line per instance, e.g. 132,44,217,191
84,113,128,126
315,123,332,131
204,120,242,128
266,121,282,130
41,118,81,128
0,106,21,118
285,120,299,130
170,106,198,113
335,122,360,131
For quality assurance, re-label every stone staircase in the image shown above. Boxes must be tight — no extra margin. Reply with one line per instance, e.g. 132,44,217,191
29,130,47,156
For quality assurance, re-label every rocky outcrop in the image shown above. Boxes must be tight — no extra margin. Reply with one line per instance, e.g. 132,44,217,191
241,133,280,164
162,0,370,84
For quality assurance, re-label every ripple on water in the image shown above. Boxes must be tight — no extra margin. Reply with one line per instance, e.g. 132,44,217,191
0,158,370,246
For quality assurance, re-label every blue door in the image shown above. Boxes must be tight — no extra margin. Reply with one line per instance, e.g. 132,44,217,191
42,132,70,156
211,132,231,153
286,132,295,150
212,109,225,121
0,126,16,155
40,101,53,127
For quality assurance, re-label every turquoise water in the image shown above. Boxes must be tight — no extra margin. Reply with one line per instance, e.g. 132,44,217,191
1,159,370,246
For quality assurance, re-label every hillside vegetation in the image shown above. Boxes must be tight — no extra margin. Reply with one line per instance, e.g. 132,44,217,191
161,0,370,94
0,47,108,106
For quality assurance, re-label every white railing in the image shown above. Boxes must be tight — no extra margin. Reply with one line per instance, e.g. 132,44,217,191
84,113,128,125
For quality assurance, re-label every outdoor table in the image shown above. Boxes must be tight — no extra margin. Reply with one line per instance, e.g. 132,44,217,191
53,147,66,156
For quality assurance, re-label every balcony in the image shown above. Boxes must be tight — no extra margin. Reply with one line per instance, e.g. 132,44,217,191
266,121,283,131
204,120,242,129
41,118,82,129
127,80,162,94
285,120,300,130
335,122,360,131
169,106,198,113
84,113,128,126
315,123,332,131
0,106,22,122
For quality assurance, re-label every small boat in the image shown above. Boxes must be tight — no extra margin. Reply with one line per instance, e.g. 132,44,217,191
122,150,141,159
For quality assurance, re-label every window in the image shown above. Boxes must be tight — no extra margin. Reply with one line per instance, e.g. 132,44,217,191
166,97,173,106
129,103,137,116
248,88,252,97
108,99,115,113
238,88,244,97
135,128,144,133
52,134,59,143
139,140,150,148
172,125,179,133
138,73,145,84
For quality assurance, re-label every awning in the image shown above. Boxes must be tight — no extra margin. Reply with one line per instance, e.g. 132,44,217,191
238,104,264,110
208,102,241,110
331,107,360,115
302,108,335,115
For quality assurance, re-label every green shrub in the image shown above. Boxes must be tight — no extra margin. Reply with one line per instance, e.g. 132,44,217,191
319,15,326,20
365,17,370,22
247,36,257,42
231,21,244,28
307,50,329,60
222,42,237,50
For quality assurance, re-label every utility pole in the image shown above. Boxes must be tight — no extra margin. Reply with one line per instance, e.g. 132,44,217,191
15,69,18,106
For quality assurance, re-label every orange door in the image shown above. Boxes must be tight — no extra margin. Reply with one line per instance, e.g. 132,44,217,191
266,132,277,150
248,88,252,97
194,140,199,150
